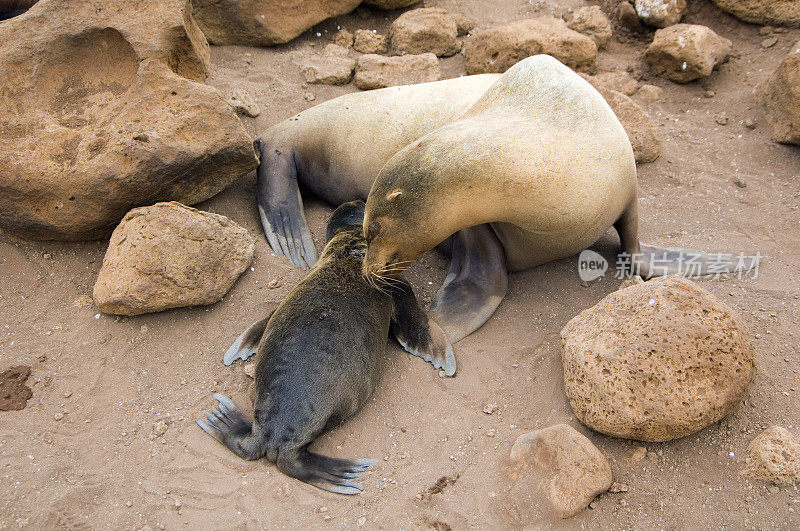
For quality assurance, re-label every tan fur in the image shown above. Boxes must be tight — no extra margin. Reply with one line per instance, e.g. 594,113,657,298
364,55,637,274
267,74,500,202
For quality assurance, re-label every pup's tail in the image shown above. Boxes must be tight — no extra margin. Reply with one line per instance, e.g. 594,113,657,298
627,244,761,279
277,450,378,495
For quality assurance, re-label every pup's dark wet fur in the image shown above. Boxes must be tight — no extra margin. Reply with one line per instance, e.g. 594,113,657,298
198,201,453,494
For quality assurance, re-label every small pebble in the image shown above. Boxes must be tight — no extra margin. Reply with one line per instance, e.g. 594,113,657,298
483,403,498,414
761,37,778,49
609,482,629,493
769,486,780,494
304,92,316,102
704,90,715,98
759,26,774,36
54,412,64,421
734,177,747,188
716,113,728,126
744,117,757,130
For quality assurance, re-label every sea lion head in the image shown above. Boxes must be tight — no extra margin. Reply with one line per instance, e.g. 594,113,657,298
325,200,366,243
362,172,436,283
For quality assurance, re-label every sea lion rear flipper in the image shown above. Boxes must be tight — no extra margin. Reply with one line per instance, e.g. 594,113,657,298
255,139,318,270
196,394,268,460
429,225,508,344
277,449,378,495
430,224,508,343
389,278,456,376
222,312,273,366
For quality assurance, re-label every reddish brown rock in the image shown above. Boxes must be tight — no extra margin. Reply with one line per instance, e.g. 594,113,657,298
354,53,441,90
0,0,256,240
192,0,361,46
509,424,612,519
710,0,800,28
331,28,354,48
645,24,732,83
463,17,597,74
561,276,755,442
354,29,388,54
758,44,800,145
299,45,357,85
635,0,686,28
0,366,32,412
742,427,800,485
389,8,461,57
567,6,613,49
93,202,255,316
584,71,640,96
598,88,662,163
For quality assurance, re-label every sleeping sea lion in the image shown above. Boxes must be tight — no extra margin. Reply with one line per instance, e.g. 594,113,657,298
197,201,453,495
362,55,751,343
254,73,501,269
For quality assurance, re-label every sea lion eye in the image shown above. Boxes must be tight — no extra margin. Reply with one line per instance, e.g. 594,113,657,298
385,189,403,202
366,221,381,243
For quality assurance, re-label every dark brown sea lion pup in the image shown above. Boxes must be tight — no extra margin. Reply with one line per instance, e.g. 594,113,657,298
254,74,501,270
363,55,755,343
198,201,454,495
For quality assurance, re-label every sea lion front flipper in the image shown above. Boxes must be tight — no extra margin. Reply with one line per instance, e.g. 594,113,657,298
255,139,318,270
222,312,273,366
429,224,508,344
389,278,456,376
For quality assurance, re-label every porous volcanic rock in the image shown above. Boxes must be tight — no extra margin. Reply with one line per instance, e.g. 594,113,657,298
509,424,612,519
567,5,613,49
93,202,255,316
710,0,800,28
331,28,354,48
192,0,361,46
598,88,662,163
758,44,800,145
0,0,257,240
389,7,461,57
354,53,441,90
560,276,755,442
299,45,357,85
645,24,732,83
464,17,597,74
354,29,388,54
742,427,800,485
584,70,640,96
635,0,686,28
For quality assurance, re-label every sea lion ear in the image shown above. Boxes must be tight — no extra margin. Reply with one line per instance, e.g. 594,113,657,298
386,189,404,202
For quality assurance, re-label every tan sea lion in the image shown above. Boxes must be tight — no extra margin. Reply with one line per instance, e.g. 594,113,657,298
254,73,500,269
362,55,749,343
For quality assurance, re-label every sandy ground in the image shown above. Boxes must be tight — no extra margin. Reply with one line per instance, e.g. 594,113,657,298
1,0,800,528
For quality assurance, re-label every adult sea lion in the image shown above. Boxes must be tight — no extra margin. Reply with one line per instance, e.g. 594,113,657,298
363,55,749,343
197,201,453,495
254,73,501,269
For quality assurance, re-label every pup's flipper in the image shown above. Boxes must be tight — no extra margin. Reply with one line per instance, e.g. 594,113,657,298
389,277,456,376
196,394,267,461
277,450,378,495
222,312,273,366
